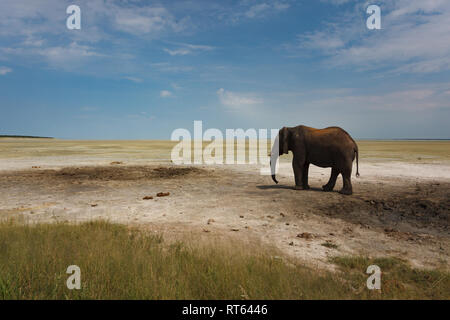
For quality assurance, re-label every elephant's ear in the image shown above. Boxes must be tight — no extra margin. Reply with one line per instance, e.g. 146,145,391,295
281,127,289,154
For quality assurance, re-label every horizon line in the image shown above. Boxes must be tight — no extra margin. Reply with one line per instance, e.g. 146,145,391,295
1,135,450,141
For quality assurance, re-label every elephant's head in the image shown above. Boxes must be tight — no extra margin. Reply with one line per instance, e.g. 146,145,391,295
270,127,290,184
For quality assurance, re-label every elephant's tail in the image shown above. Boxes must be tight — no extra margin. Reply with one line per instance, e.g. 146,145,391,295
355,147,360,178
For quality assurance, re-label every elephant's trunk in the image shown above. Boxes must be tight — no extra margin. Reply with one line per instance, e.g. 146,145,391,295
270,137,279,184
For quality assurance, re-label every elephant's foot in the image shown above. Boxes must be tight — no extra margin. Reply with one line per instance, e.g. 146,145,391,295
339,188,353,195
294,185,308,190
303,184,310,190
322,184,334,192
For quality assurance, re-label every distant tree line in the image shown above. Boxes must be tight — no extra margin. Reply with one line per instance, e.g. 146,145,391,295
0,135,53,139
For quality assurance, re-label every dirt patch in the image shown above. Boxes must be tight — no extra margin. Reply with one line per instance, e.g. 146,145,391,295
318,182,450,235
55,166,203,181
0,165,205,184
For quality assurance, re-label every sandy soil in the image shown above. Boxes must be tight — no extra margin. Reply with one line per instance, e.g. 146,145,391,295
0,140,449,271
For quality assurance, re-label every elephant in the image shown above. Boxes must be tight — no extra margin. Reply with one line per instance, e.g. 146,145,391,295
270,125,360,195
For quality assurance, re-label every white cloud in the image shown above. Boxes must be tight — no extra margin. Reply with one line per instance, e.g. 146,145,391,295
217,88,263,110
164,43,214,56
320,0,353,5
164,48,191,56
216,1,290,23
150,62,194,73
123,76,143,83
23,36,45,47
298,31,346,53
160,90,172,97
304,85,450,111
0,66,12,75
246,3,270,18
273,2,290,10
33,42,104,69
0,40,105,73
113,6,186,35
43,42,102,58
0,1,186,37
0,0,64,37
0,0,287,76
244,2,289,19
296,0,450,74
0,0,189,73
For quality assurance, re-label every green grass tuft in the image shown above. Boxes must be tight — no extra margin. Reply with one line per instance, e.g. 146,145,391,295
321,242,339,249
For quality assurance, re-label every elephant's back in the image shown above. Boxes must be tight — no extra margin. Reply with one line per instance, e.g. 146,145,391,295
305,126,357,151
321,126,356,143
303,125,351,138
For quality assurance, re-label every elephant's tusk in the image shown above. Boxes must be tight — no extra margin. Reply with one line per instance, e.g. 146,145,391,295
272,174,278,184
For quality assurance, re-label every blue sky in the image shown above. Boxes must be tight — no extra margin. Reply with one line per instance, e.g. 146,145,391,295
0,0,449,139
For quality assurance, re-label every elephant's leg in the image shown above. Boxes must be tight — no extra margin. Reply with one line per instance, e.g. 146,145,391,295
323,167,339,191
292,157,305,190
302,162,310,189
339,167,353,195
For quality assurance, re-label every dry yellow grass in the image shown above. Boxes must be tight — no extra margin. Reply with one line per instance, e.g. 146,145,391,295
1,139,448,162
357,140,450,162
0,220,448,300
